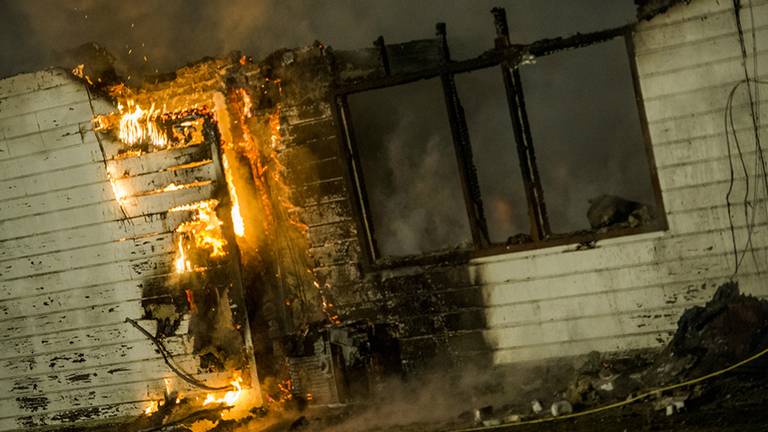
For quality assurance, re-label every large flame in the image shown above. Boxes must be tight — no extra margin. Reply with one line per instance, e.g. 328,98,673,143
116,100,168,147
175,237,192,273
171,200,228,273
222,154,245,237
144,400,159,415
203,377,243,406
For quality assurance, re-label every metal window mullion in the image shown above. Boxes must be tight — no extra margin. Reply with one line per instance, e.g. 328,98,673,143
512,67,551,238
493,7,550,241
437,23,491,248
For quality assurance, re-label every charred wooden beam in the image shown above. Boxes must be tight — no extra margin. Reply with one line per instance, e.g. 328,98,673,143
493,7,550,241
436,22,490,248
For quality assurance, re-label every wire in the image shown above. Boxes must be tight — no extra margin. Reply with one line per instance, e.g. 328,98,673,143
452,344,768,432
728,0,767,278
725,0,768,278
125,317,233,391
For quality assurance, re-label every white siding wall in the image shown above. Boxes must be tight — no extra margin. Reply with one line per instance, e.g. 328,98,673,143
474,0,768,365
0,70,247,430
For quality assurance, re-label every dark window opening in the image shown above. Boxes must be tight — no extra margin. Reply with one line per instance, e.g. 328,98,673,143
338,30,665,265
455,68,530,244
519,38,657,234
347,78,472,257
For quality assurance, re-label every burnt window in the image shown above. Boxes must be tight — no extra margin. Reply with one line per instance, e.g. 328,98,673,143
519,38,657,234
337,28,665,264
346,79,473,257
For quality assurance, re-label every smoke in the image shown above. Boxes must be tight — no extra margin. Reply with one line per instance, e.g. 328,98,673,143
349,79,473,257
1,0,636,79
0,0,646,253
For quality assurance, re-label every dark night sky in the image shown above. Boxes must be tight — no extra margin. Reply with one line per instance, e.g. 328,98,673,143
0,1,636,79
0,0,656,257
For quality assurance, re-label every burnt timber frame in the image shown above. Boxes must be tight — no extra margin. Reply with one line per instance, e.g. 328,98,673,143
331,7,668,268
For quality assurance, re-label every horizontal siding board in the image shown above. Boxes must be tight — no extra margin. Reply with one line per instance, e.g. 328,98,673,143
0,100,94,141
634,0,766,51
0,371,228,422
657,148,764,190
0,301,147,341
0,69,74,100
0,139,102,182
482,310,680,350
0,81,89,121
639,51,768,101
1,201,131,241
653,125,768,166
113,160,216,196
647,95,768,145
490,331,669,364
0,318,158,360
0,162,108,201
0,233,173,281
0,123,91,161
484,272,766,329
0,253,175,299
636,24,768,78
0,401,146,431
119,182,218,217
0,212,190,262
0,355,197,396
642,77,763,124
107,143,211,179
663,176,748,212
472,225,766,288
0,281,150,326
0,182,215,241
1,182,118,222
0,337,190,380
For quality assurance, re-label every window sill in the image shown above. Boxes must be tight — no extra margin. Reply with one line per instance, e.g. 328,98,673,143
363,221,668,272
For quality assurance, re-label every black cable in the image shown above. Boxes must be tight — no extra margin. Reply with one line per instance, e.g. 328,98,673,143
724,80,768,277
726,0,767,277
124,317,232,391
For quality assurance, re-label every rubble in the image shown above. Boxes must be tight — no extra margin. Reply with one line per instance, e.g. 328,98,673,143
586,194,654,230
660,282,768,379
550,400,573,417
440,281,768,431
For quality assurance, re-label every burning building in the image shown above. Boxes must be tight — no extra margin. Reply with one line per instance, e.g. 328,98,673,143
0,0,767,430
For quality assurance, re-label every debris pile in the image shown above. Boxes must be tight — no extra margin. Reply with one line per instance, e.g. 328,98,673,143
586,194,654,230
660,281,768,378
456,281,768,428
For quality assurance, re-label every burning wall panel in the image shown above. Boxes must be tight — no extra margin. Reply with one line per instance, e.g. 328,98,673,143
0,69,258,430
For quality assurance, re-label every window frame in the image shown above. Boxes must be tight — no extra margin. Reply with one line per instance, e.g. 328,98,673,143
331,20,667,269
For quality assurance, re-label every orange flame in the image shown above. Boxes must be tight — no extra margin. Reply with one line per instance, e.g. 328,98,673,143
203,377,243,406
144,400,159,415
222,154,245,237
175,237,192,273
171,200,228,273
116,100,168,147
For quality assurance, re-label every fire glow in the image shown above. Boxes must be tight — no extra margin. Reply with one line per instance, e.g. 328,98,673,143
222,154,245,237
203,377,243,406
116,100,168,147
171,200,228,273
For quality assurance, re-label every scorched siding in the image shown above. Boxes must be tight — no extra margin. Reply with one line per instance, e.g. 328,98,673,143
467,0,768,365
0,70,251,430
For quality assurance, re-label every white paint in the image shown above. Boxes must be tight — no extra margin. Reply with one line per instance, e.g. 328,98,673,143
0,70,258,430
470,0,768,366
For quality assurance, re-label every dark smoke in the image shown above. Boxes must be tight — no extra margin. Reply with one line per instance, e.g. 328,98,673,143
0,0,647,255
